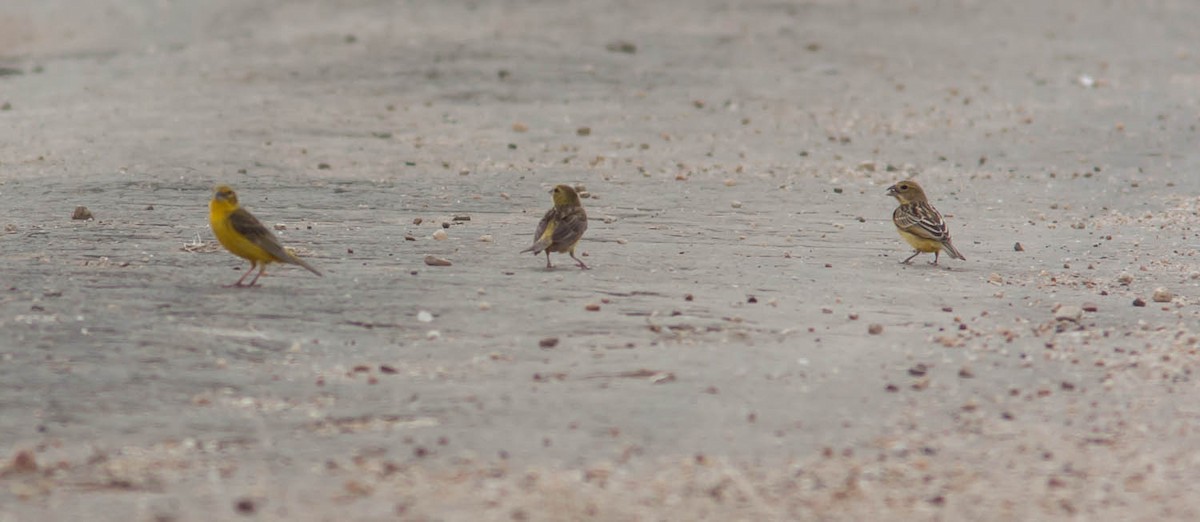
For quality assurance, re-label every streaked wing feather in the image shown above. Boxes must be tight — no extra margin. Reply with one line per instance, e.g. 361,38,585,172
895,203,948,241
550,207,588,246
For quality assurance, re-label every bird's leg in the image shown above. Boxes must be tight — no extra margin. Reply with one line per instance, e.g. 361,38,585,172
544,252,553,269
902,251,920,264
229,262,256,287
929,251,940,266
246,264,267,286
570,252,589,270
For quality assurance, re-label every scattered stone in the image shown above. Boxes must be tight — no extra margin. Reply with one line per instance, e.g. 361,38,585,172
1132,297,1146,307
404,234,416,241
868,324,883,335
423,255,452,267
234,498,257,515
908,363,928,377
417,311,433,323
453,214,471,221
1152,287,1173,303
413,218,423,225
144,205,154,210
731,201,742,208
432,229,448,240
958,366,974,378
987,273,1004,285
1054,305,1083,322
857,160,876,172
512,122,528,133
1013,242,1024,252
576,127,591,136
1117,273,1133,285
724,179,736,187
9,450,37,473
605,40,637,54
479,235,493,242
1082,302,1098,312
273,223,287,231
539,337,559,349
317,163,331,170
71,206,93,220
585,303,601,312
478,301,491,311
441,222,451,229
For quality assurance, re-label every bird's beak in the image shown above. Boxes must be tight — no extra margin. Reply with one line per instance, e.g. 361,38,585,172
885,185,897,197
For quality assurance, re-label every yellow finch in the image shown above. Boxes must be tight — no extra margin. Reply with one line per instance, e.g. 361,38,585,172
209,185,322,286
886,180,965,265
521,184,589,269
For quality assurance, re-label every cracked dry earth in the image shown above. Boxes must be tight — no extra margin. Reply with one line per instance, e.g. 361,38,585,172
3,0,1200,520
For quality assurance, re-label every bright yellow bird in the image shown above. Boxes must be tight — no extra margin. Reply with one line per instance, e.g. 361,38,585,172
886,179,965,265
209,185,322,286
521,184,589,269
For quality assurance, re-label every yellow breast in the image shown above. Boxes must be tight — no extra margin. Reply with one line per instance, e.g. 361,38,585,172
897,228,944,253
210,202,277,264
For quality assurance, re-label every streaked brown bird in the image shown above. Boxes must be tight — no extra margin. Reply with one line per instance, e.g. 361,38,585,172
886,179,965,265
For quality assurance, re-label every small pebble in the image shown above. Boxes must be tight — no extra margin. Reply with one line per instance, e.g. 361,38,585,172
413,218,423,225
1132,298,1146,307
423,255,452,267
479,235,493,242
71,206,93,220
585,303,601,312
318,163,331,170
539,337,559,349
273,223,287,231
478,301,491,311
1013,242,1024,252
453,214,471,221
512,122,528,132
868,324,883,335
1152,287,1173,303
1054,305,1083,322
432,230,448,240
404,234,416,241
1117,273,1133,285
1082,302,1098,312
576,127,591,136
426,330,441,340
731,201,742,208
417,311,433,323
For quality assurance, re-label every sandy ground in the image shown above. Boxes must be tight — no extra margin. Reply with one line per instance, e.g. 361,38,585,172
3,0,1200,520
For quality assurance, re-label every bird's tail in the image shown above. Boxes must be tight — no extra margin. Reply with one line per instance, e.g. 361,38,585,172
521,237,552,255
288,255,323,276
943,239,965,260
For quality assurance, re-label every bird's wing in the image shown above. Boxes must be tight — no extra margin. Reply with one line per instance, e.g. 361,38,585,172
894,202,949,241
228,208,292,261
550,207,588,246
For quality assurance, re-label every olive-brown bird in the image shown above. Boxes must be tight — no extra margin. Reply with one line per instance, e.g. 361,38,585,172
521,184,589,269
209,185,322,286
886,180,965,265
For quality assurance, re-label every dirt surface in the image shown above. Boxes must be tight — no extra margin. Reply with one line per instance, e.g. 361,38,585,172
3,0,1200,520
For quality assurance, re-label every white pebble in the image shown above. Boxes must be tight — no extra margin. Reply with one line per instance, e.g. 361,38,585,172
426,330,441,340
479,234,493,242
731,200,742,208
417,310,433,323
478,301,491,311
432,229,448,240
